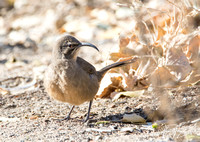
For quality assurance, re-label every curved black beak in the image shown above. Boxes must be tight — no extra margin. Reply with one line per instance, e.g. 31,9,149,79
80,42,99,52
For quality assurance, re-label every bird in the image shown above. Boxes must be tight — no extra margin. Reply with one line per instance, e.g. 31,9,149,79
44,35,138,122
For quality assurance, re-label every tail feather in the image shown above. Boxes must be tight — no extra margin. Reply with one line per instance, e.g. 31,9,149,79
97,57,138,82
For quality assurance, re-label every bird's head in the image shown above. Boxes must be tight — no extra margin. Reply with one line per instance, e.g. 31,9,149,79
53,35,99,59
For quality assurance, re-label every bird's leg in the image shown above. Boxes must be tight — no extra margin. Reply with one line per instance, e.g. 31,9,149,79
84,100,93,122
59,105,75,121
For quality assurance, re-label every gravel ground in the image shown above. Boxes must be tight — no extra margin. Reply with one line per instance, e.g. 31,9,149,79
0,50,200,141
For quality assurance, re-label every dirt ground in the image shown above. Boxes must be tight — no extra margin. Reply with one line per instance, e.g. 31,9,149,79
0,43,200,142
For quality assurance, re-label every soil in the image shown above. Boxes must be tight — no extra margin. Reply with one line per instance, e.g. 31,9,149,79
0,46,200,142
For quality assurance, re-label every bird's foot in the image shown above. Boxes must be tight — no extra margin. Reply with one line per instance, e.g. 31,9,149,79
61,116,71,121
84,116,90,123
83,113,92,123
53,115,71,122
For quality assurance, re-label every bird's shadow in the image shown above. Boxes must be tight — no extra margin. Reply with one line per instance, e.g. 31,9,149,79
88,108,148,124
52,108,148,124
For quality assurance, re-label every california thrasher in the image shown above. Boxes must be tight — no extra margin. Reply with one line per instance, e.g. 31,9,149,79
44,35,137,122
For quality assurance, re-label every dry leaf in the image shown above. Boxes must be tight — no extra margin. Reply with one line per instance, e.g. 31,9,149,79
119,35,130,48
120,127,134,133
156,26,166,41
152,43,163,57
186,35,200,59
121,113,146,123
123,58,156,90
165,47,192,81
130,33,139,42
96,73,125,98
110,53,130,62
112,90,145,101
29,115,38,120
135,58,157,79
148,66,177,87
127,43,149,55
0,87,10,95
180,71,200,85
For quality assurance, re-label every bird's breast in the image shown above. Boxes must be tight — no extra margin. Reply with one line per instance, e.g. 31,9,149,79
44,60,99,105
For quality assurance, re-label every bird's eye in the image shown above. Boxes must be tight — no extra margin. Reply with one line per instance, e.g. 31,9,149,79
69,44,72,48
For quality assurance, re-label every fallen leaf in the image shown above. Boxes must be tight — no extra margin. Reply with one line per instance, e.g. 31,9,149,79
96,73,125,98
0,87,10,95
112,90,145,101
148,66,177,87
121,113,146,123
120,127,134,133
165,47,192,81
29,115,38,120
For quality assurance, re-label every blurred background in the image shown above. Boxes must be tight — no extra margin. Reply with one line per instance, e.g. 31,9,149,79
0,0,140,74
0,0,199,90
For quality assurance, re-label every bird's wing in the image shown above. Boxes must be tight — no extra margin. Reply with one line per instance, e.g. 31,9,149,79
76,57,97,75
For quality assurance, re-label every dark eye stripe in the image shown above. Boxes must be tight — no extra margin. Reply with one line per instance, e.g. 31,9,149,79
68,43,78,47
62,42,78,48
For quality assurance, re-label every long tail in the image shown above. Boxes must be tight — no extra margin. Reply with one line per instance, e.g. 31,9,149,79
97,57,138,82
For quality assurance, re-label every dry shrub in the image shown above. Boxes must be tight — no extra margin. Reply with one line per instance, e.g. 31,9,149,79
98,0,200,99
